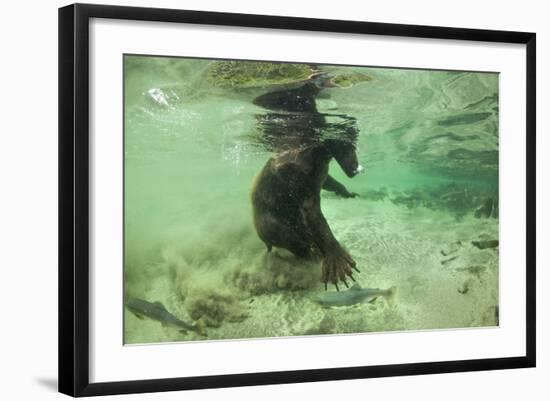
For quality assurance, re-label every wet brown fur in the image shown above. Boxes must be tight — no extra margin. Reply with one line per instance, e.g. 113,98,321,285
251,141,358,287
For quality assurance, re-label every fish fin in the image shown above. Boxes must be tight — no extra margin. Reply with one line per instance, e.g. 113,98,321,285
154,301,166,309
385,286,397,307
130,312,144,320
350,283,362,290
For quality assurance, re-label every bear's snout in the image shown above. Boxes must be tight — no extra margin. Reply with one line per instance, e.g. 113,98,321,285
353,165,365,176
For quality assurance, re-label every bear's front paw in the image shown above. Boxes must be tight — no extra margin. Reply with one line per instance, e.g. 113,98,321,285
343,191,359,199
320,247,359,291
337,189,359,199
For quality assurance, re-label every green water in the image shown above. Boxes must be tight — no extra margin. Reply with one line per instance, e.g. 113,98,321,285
124,56,499,344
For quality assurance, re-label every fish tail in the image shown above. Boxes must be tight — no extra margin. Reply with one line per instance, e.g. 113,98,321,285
385,286,397,306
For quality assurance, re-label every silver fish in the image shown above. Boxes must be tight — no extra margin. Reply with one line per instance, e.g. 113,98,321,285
309,283,396,308
126,298,205,335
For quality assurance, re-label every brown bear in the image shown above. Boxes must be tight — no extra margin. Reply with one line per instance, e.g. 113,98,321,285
250,76,362,290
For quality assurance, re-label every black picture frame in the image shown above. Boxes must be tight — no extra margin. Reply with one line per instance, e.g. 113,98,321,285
58,3,536,397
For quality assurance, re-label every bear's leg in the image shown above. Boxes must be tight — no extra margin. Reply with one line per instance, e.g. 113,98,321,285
255,212,314,258
301,195,358,290
322,174,358,198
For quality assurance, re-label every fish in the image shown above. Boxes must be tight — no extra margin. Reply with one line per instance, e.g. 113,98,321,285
441,256,458,265
471,239,499,250
309,283,396,308
125,298,206,335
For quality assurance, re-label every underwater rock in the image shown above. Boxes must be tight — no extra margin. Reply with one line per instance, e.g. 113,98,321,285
471,240,499,250
206,61,315,89
331,71,372,88
184,288,249,328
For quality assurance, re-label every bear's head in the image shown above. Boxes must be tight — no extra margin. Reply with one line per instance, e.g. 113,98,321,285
324,138,363,178
321,115,362,178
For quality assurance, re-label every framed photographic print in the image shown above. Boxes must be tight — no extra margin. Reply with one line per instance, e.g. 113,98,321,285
58,3,536,397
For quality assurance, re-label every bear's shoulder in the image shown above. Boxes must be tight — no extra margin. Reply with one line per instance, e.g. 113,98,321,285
271,147,319,176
